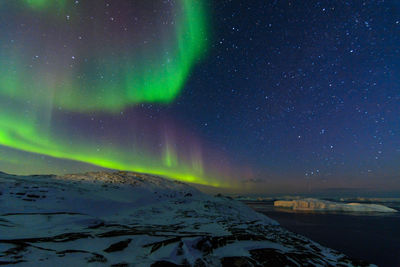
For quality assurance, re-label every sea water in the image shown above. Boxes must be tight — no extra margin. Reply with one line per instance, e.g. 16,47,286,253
246,200,400,267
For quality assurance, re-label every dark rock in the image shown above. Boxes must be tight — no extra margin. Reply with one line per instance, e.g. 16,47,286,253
104,239,132,253
220,256,256,267
87,222,105,229
87,253,107,263
22,199,35,202
144,237,182,253
0,260,26,265
249,248,298,266
193,258,207,267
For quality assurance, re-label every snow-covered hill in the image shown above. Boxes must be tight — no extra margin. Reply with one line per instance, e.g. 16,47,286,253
0,171,373,266
274,198,398,213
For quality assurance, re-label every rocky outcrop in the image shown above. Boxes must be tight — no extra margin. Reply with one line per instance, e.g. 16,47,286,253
0,171,375,266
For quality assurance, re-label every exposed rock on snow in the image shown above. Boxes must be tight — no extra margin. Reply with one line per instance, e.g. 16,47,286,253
274,198,398,213
0,171,374,266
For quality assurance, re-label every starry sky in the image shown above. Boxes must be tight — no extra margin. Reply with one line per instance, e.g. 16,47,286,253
0,0,399,194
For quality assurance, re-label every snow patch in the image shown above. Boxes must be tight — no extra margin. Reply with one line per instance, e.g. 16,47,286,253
0,171,375,266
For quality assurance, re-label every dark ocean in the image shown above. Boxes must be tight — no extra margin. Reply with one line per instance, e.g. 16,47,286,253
245,201,400,267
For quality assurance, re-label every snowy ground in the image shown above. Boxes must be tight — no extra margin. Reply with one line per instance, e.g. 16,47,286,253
274,198,398,213
0,171,374,266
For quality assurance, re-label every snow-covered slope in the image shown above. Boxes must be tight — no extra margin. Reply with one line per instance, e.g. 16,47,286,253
274,198,398,213
0,171,373,266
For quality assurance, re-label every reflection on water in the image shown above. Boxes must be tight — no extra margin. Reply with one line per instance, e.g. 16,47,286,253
245,201,400,267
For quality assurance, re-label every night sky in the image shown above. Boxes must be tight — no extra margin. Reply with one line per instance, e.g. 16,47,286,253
0,0,399,194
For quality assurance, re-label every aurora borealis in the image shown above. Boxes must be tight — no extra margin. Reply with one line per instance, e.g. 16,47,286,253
1,1,399,193
1,0,207,111
0,0,238,187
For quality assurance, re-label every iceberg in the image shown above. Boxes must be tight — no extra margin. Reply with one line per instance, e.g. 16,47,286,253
274,198,398,212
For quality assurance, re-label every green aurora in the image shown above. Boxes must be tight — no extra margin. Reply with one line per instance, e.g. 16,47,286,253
1,0,208,112
0,1,238,187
